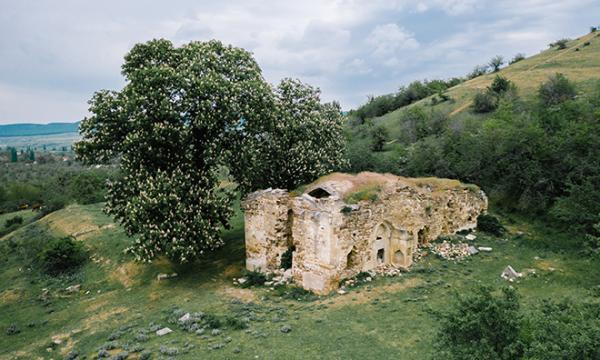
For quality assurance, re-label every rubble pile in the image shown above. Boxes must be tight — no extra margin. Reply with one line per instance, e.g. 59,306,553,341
429,241,473,261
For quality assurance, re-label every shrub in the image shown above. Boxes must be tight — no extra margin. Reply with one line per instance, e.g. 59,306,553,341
434,286,523,359
280,246,295,269
509,53,526,64
468,64,489,79
583,41,591,47
477,214,505,236
549,38,569,50
591,26,597,33
4,215,23,228
38,236,88,275
6,324,20,335
370,125,389,152
240,270,266,287
225,316,249,330
472,92,497,113
538,73,576,106
488,75,511,95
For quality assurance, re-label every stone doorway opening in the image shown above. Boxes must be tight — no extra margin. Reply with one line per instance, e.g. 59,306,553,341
346,247,359,269
373,222,391,266
377,248,385,264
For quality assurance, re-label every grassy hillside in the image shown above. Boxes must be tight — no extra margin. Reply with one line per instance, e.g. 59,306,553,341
375,31,600,133
1,204,599,359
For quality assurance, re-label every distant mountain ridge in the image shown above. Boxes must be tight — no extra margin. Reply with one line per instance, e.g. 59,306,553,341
0,122,80,137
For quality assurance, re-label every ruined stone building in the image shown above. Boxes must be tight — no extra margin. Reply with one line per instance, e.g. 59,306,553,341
243,172,488,294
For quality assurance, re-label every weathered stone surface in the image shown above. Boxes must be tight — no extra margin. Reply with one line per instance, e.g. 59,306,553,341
243,172,488,294
501,265,522,281
156,327,173,336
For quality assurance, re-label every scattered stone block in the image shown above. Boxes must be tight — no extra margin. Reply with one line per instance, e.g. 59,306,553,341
179,313,191,323
156,327,173,336
467,246,479,255
501,265,522,281
465,234,476,241
280,324,292,333
66,284,81,293
478,246,493,252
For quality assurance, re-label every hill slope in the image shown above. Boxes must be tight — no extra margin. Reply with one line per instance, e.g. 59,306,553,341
1,204,599,359
375,31,600,129
0,122,80,137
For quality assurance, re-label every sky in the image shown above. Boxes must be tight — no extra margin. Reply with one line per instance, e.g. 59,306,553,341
1,0,599,124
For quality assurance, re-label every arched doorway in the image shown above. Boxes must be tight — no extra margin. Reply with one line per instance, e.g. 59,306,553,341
372,222,391,266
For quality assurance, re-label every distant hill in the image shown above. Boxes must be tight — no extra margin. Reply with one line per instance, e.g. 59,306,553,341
0,121,80,137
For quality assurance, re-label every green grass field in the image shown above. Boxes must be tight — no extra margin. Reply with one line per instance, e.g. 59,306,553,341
1,203,599,359
0,210,40,236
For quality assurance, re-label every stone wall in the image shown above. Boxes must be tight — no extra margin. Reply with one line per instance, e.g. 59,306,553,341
243,173,488,294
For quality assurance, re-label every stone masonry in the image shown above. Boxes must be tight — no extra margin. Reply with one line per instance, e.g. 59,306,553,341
243,172,488,294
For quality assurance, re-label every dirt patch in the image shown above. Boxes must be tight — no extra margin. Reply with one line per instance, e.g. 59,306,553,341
222,263,244,279
323,277,422,309
0,289,20,304
219,286,258,302
110,262,142,288
82,306,129,330
40,206,98,239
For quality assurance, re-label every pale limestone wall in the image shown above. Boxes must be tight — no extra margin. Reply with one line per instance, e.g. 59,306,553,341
243,173,488,294
243,189,292,272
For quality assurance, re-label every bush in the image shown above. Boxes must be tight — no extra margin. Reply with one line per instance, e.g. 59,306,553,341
4,215,23,228
477,214,505,236
370,125,389,152
240,270,266,287
434,286,523,360
38,236,88,275
538,73,576,106
549,38,569,50
488,75,511,95
591,26,597,33
472,92,497,113
509,53,526,64
468,64,489,79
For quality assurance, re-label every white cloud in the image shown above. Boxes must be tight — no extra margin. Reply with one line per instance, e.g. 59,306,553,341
367,23,419,58
0,0,599,122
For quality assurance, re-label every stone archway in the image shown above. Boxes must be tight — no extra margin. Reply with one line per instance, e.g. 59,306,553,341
372,222,392,266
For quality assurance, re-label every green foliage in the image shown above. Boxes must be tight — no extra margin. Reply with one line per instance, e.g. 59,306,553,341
477,214,505,236
468,64,489,79
349,78,464,123
488,75,512,95
4,215,23,228
280,246,295,270
583,221,600,256
538,73,577,106
231,78,348,193
370,125,389,152
472,91,498,113
523,300,600,359
489,55,504,72
38,236,88,275
592,26,597,33
344,186,380,204
509,53,526,64
240,270,267,287
434,286,523,360
549,38,569,50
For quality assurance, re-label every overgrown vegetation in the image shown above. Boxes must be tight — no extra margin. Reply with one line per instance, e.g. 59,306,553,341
348,78,464,124
38,236,88,275
346,74,600,251
434,286,600,359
